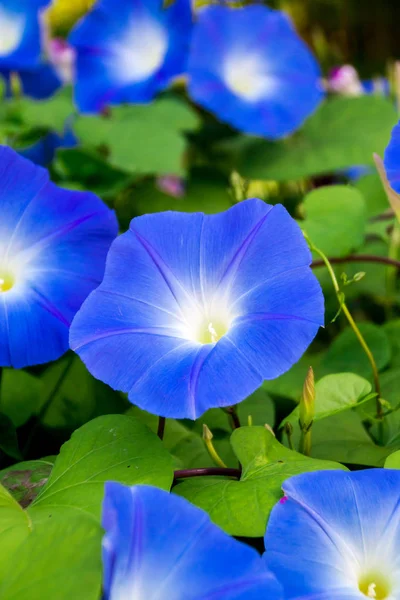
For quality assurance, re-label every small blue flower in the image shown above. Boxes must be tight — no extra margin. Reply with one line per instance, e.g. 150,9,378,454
19,126,77,167
102,483,282,599
1,63,62,100
69,0,192,113
263,469,400,599
384,121,400,195
70,199,324,419
0,0,50,71
188,5,324,139
0,146,118,368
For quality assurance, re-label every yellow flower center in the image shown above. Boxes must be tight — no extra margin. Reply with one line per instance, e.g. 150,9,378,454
359,572,392,599
196,316,230,345
0,270,15,293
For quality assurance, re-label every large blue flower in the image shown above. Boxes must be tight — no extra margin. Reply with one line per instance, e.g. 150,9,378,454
70,199,324,419
263,469,400,599
0,146,118,368
384,121,400,195
0,0,50,71
187,5,324,139
102,483,281,599
69,0,192,113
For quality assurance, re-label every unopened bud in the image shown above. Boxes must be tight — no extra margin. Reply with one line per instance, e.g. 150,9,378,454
9,72,22,99
374,154,400,224
353,272,366,282
202,424,213,441
300,366,315,430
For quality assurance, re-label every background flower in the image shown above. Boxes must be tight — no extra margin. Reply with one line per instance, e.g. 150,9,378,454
0,0,50,71
102,483,281,600
0,146,118,368
263,469,400,599
384,120,400,195
69,0,192,113
188,4,324,138
70,199,324,419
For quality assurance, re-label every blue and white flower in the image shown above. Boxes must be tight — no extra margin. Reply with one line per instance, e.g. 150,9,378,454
69,0,192,113
0,146,118,368
102,483,281,599
0,0,50,70
70,199,324,419
188,5,324,139
264,469,400,599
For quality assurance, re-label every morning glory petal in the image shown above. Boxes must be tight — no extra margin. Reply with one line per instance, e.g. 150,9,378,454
188,5,324,138
69,0,192,113
0,0,50,70
1,62,62,99
71,198,324,419
0,146,118,368
264,469,400,599
384,120,400,195
102,483,282,600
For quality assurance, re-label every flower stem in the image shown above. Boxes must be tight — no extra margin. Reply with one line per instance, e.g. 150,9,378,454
173,467,241,483
312,254,400,270
284,422,294,450
224,405,241,430
305,233,382,419
300,428,312,457
157,416,166,440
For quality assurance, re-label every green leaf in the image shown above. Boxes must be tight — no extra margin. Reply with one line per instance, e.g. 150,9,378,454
19,88,74,133
282,373,374,427
39,355,127,430
118,167,233,227
300,185,366,257
0,414,21,460
321,323,391,378
0,484,31,581
75,98,200,175
263,352,325,402
0,515,102,600
0,369,43,428
127,406,214,469
237,96,397,181
31,414,174,519
55,147,131,199
174,426,345,537
237,388,275,428
385,450,400,469
0,460,53,508
355,173,391,218
286,411,391,467
383,320,400,367
369,369,400,447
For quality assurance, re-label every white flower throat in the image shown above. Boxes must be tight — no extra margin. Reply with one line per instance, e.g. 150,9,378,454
0,8,25,57
178,296,234,345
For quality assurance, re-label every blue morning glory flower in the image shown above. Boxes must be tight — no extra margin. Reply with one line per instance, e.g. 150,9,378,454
69,0,192,113
1,62,62,100
19,126,77,167
70,199,324,419
187,5,324,139
0,0,50,71
263,469,400,599
102,483,282,599
0,146,118,368
384,121,400,194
